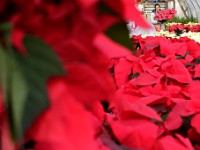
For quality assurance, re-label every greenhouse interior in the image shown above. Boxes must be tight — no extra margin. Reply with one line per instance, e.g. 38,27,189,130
0,0,200,150
138,0,200,22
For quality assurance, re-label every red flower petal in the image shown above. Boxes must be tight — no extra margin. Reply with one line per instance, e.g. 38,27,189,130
191,113,200,134
188,128,200,143
11,29,26,55
130,72,161,86
170,100,193,116
186,81,200,100
164,111,182,131
186,99,200,113
78,0,98,8
63,63,115,105
108,119,159,150
27,79,103,150
114,58,133,87
94,33,131,59
175,134,194,150
119,102,162,122
166,60,192,83
194,64,200,78
160,38,187,56
138,95,166,105
186,40,200,58
1,117,16,150
156,135,193,150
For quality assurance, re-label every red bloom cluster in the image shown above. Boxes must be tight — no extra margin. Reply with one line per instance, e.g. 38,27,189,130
109,35,200,149
191,24,200,32
169,24,200,33
168,24,184,35
154,8,176,21
0,0,149,150
183,24,200,32
168,24,184,32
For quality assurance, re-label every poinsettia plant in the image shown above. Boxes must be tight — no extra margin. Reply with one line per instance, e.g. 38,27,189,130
168,23,200,33
0,0,148,150
168,23,184,35
154,8,177,22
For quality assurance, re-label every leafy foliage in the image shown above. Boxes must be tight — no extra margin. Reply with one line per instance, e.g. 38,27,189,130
165,16,198,24
0,33,65,140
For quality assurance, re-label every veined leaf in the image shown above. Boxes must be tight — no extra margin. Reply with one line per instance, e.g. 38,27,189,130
10,59,28,139
0,46,27,139
0,34,65,140
0,46,8,100
13,35,65,137
0,23,12,46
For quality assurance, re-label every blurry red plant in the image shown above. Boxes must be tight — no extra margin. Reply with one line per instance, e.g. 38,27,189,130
154,8,176,21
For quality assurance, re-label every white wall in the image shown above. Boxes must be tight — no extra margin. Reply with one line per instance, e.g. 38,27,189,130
167,0,184,18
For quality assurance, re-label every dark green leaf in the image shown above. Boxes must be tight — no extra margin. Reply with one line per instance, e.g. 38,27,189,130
0,23,12,35
0,46,28,140
0,46,8,99
10,59,28,139
161,113,168,121
105,22,133,51
0,34,65,140
0,23,12,46
13,35,65,136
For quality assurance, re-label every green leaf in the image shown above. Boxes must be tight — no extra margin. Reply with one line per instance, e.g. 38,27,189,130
10,59,28,139
0,23,12,46
0,46,8,99
0,23,12,35
105,22,133,51
0,46,28,140
165,16,198,24
161,114,168,121
13,35,65,136
0,34,65,140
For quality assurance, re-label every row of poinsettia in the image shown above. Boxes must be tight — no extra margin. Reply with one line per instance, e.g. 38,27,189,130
155,30,200,43
110,35,200,149
167,23,200,33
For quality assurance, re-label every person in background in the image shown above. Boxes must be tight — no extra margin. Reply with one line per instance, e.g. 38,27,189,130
152,4,161,14
150,4,161,29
